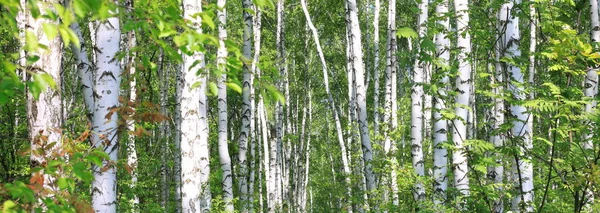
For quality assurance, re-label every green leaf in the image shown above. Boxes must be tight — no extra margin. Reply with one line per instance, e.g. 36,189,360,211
226,82,242,94
3,200,16,211
86,155,103,167
201,13,215,30
209,82,218,96
57,178,69,190
33,73,57,90
25,30,39,51
42,23,58,40
396,27,418,39
191,81,202,89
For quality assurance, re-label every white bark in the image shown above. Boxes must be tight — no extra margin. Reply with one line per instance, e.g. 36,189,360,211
180,0,211,211
584,0,599,208
433,0,450,206
91,7,121,212
346,0,375,196
69,22,95,118
238,0,254,210
501,1,534,211
410,0,428,202
125,13,139,208
25,0,63,197
491,5,508,213
300,90,312,212
453,0,472,201
373,0,381,139
585,0,599,150
301,1,353,211
216,0,234,211
275,0,285,207
383,0,399,206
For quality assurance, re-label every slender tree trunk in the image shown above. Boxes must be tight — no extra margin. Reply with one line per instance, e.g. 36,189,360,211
410,0,428,202
382,0,399,206
584,0,599,208
124,7,140,207
180,1,211,211
216,0,234,210
24,0,63,199
89,2,121,211
300,1,353,211
346,0,375,199
300,90,312,212
491,5,508,213
238,0,254,210
453,0,473,203
432,0,450,206
373,0,381,141
69,22,95,119
275,0,286,208
501,1,534,211
157,49,170,212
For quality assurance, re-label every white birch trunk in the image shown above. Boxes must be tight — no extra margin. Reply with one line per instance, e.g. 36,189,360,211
180,1,211,211
275,0,285,207
216,0,234,210
90,6,121,211
585,0,599,150
124,16,140,209
383,0,399,206
584,0,599,208
69,22,95,119
238,0,254,210
491,5,508,212
346,0,375,196
453,0,472,201
300,90,312,212
24,0,63,197
373,0,381,140
501,1,534,211
433,0,450,206
410,0,428,202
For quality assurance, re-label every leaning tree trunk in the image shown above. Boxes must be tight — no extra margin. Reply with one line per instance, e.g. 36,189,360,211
180,0,212,211
345,0,375,199
452,0,473,205
24,0,63,199
90,2,121,211
300,0,353,211
410,0,428,202
432,0,450,206
216,0,234,211
501,0,534,211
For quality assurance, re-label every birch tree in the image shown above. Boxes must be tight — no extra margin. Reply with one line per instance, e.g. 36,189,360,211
583,0,599,207
383,0,399,206
491,4,507,211
180,0,211,211
24,0,63,197
238,0,254,210
373,0,381,139
410,0,428,202
433,0,450,205
500,0,534,211
90,2,121,211
345,0,375,196
216,0,234,210
452,0,473,201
